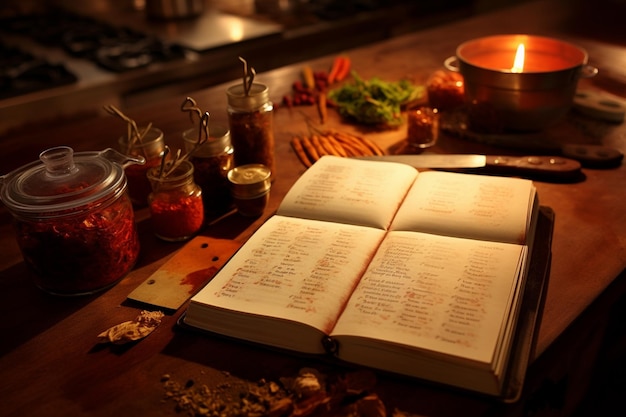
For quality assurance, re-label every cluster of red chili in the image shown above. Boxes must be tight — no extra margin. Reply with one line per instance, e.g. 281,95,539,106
280,55,351,109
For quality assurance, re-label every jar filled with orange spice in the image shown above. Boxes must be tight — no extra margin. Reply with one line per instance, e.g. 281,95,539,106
147,160,204,242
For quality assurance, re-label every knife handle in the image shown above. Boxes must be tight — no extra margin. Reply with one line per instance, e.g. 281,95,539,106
484,155,582,179
560,144,624,168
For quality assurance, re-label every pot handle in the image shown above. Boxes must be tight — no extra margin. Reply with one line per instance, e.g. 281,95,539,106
444,56,460,72
580,64,598,79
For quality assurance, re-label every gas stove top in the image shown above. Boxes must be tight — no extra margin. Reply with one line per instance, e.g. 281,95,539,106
2,9,187,72
0,8,187,99
0,40,77,99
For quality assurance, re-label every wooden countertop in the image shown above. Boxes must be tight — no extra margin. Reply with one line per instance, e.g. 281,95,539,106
1,0,625,415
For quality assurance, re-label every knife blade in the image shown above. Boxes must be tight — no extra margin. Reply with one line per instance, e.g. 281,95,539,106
353,154,582,180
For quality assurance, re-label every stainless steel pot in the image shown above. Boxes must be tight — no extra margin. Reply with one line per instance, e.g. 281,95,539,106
445,34,597,131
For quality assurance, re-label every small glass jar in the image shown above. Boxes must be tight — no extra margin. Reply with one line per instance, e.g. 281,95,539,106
183,125,234,217
426,69,465,112
118,127,165,207
147,160,204,242
407,107,440,149
227,83,275,174
227,164,271,217
0,147,143,296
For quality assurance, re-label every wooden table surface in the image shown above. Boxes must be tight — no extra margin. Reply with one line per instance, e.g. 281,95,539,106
1,0,625,415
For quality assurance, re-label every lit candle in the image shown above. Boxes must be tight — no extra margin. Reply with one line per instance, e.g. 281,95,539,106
511,43,525,73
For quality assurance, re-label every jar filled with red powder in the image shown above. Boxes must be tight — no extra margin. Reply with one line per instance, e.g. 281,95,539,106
118,127,165,207
147,160,204,242
0,146,143,296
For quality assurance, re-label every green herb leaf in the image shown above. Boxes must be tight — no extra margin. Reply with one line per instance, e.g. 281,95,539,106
328,72,424,127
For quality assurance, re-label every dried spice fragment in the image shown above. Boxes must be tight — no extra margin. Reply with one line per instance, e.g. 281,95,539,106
98,310,164,345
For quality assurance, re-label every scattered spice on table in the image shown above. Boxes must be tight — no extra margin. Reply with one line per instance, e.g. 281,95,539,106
160,367,416,417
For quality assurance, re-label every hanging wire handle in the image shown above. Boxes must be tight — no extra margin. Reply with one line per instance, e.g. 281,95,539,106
198,111,210,144
180,96,210,143
239,56,256,96
158,109,210,179
180,97,204,124
103,104,152,156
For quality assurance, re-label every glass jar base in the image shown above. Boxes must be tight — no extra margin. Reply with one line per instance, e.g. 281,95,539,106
35,276,125,297
154,233,198,242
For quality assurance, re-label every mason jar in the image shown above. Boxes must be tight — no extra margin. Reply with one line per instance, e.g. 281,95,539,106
147,160,204,242
118,126,165,207
183,125,234,217
226,82,275,175
0,146,143,296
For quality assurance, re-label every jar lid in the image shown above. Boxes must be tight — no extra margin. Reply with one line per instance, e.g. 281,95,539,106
226,83,270,111
183,125,231,158
227,164,271,198
118,127,164,159
0,146,144,217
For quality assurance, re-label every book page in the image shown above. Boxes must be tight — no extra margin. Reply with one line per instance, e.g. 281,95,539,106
188,215,386,337
331,231,525,365
277,155,418,230
390,171,535,244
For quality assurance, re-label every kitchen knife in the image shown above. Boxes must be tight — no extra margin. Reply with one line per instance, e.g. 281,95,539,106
353,154,582,180
127,236,240,311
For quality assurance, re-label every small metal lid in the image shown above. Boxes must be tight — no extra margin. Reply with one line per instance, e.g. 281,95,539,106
183,125,231,158
227,164,271,198
226,83,270,111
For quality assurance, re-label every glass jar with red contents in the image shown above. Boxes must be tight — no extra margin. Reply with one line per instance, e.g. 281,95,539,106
226,82,275,174
183,125,234,217
0,146,143,296
118,127,165,207
147,160,204,242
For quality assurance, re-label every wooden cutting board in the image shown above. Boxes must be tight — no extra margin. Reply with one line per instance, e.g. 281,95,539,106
127,236,240,311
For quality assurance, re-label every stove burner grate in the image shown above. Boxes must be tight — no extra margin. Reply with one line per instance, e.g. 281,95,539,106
0,42,77,99
1,9,186,73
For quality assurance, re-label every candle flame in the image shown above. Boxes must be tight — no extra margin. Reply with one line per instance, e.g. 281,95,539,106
511,43,525,73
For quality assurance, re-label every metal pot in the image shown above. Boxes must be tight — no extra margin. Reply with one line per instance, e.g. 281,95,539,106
445,34,597,131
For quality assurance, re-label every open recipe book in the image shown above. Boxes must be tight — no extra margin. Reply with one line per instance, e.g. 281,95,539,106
183,155,543,397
